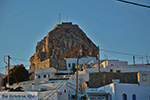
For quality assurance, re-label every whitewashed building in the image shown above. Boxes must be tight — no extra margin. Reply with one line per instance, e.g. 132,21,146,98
34,67,57,80
65,56,97,71
100,60,150,73
65,58,77,71
85,79,150,100
101,64,150,73
100,60,128,69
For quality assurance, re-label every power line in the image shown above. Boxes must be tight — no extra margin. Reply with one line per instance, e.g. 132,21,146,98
40,80,66,100
4,57,19,84
11,58,19,64
11,57,30,68
39,80,65,99
100,49,150,57
11,57,29,62
45,80,67,100
9,58,30,68
116,0,150,8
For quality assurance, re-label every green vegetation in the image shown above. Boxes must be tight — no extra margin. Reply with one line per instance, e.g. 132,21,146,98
3,64,30,85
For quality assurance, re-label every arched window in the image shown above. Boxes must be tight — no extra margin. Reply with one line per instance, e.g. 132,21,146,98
122,94,127,100
43,75,46,78
132,94,136,100
72,63,76,68
38,75,40,79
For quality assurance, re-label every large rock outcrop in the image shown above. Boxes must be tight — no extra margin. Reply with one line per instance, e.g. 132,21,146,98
30,22,98,70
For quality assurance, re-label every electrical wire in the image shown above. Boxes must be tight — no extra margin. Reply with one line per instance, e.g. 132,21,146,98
45,80,67,100
11,58,19,64
100,49,150,57
11,58,30,68
39,80,66,100
11,57,29,62
116,0,150,8
39,80,65,100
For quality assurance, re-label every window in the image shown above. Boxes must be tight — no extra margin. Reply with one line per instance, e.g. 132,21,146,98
68,63,71,67
122,94,127,100
43,75,46,78
38,75,40,79
48,74,50,78
116,70,121,73
101,65,103,68
72,63,76,68
110,94,112,100
110,69,113,72
110,64,114,66
132,94,136,100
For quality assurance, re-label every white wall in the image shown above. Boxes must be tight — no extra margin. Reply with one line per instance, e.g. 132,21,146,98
100,60,128,69
65,57,97,71
35,73,55,80
79,57,97,65
58,91,68,100
34,67,56,80
66,58,77,71
100,64,150,73
138,71,150,87
98,83,150,100
115,83,150,100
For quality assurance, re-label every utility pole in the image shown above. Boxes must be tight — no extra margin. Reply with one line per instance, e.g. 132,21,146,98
133,56,135,66
98,46,100,72
75,54,79,100
4,55,10,87
8,56,10,87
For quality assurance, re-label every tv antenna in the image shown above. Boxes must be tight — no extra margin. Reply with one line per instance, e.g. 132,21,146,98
116,0,150,8
59,13,61,24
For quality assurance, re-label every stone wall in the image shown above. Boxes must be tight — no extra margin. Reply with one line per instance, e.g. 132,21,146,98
30,59,50,70
89,72,138,88
30,59,66,70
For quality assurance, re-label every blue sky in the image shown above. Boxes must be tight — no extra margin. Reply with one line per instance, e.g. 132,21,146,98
0,0,150,74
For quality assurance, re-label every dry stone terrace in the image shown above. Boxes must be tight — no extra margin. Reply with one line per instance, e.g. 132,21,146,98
89,72,138,88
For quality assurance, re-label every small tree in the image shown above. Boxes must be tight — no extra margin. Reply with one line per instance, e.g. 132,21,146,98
3,64,30,85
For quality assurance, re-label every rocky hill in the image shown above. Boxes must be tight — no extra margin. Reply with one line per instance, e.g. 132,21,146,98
30,22,98,70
